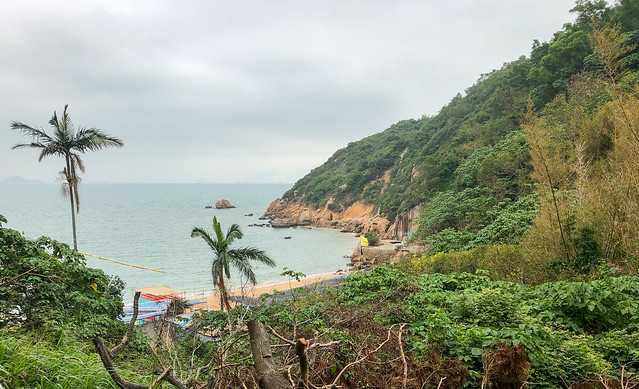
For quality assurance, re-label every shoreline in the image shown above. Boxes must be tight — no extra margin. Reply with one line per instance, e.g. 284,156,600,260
191,269,350,311
133,269,351,312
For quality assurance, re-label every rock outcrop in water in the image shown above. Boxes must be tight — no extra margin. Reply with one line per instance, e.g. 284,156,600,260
215,199,235,209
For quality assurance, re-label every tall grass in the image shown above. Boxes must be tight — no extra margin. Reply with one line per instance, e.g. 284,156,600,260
0,330,151,388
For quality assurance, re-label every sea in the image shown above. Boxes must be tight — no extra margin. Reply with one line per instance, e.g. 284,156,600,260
0,183,356,300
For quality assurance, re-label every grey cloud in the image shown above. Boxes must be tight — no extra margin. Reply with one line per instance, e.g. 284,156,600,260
0,0,576,183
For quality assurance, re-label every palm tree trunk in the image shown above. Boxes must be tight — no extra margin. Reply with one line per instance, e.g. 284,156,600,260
218,274,232,311
65,155,78,251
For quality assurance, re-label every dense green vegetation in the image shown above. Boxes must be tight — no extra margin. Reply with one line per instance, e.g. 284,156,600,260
283,0,639,251
0,225,124,335
317,266,639,387
3,224,638,387
0,221,154,388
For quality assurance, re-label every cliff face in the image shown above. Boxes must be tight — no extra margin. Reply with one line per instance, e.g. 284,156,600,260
264,198,420,239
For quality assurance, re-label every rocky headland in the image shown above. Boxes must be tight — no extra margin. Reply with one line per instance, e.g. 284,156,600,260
263,198,421,240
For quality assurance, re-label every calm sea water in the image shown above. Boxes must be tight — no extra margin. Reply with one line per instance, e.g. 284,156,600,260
0,183,355,299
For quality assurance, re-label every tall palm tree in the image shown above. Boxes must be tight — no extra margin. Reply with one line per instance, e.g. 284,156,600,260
191,216,275,311
10,105,123,250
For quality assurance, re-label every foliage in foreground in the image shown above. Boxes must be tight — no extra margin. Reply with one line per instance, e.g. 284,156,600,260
0,331,118,389
1,224,638,388
0,226,124,336
256,266,639,388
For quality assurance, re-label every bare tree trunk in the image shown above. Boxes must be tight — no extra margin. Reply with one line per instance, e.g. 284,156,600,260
247,319,289,389
295,337,309,389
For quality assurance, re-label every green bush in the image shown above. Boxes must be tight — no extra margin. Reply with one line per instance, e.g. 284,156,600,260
526,276,639,333
339,266,414,304
363,231,380,246
415,193,538,254
425,228,476,253
397,269,639,386
410,244,533,282
0,227,124,336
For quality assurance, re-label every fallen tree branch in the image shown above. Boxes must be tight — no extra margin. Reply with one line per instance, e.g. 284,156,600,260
151,368,172,388
94,337,148,389
266,324,340,351
94,291,188,389
398,323,408,389
308,340,340,351
111,291,141,357
287,365,296,387
320,324,398,388
266,324,295,346
0,266,37,287
164,370,188,389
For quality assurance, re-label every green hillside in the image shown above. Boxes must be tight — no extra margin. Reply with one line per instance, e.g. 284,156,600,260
283,0,639,250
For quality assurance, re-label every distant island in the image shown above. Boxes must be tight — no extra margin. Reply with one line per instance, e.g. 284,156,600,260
1,176,46,184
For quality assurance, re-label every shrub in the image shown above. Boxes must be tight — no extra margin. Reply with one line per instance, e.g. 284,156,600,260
398,269,639,385
410,244,535,282
0,227,124,336
363,231,380,246
526,276,639,333
426,228,475,253
339,266,414,303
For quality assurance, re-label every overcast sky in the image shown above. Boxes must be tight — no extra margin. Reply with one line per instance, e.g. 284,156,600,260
0,0,577,183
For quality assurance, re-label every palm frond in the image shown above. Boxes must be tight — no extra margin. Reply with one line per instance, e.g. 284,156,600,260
49,109,71,144
211,217,226,246
223,259,231,279
211,259,224,287
225,223,243,245
72,176,81,213
62,104,71,132
11,142,45,150
228,247,276,268
37,144,66,161
191,227,221,254
229,255,257,285
48,110,59,128
57,170,70,199
71,153,85,173
73,128,124,152
10,122,53,142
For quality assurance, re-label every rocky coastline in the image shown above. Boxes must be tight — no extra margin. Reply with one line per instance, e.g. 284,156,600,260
263,198,421,240
261,198,426,269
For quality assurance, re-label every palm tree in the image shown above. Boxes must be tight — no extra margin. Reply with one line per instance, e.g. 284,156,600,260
10,105,123,250
191,216,275,311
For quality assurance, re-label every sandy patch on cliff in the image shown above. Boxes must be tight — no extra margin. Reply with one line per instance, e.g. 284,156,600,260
340,201,375,219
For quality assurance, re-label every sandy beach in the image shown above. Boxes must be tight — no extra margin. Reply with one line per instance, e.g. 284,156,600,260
136,270,348,311
197,271,346,310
